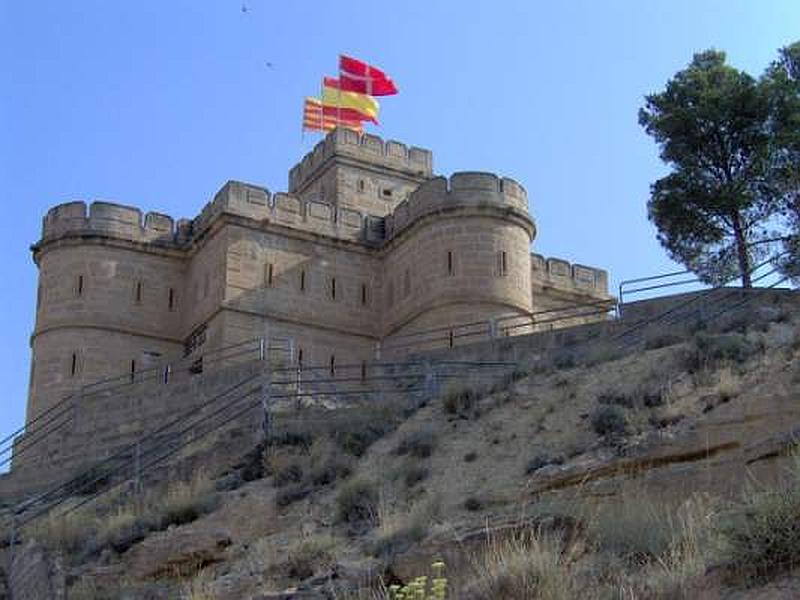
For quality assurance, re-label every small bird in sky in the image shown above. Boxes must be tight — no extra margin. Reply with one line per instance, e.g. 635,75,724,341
241,4,248,13
266,62,274,68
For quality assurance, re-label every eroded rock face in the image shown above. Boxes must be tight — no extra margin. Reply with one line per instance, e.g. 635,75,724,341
125,527,233,579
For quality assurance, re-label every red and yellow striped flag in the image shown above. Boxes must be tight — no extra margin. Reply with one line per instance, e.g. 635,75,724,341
302,97,364,133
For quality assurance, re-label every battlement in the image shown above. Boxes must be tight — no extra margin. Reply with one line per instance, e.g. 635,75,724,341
41,201,191,246
288,128,433,193
384,172,531,239
192,180,367,243
530,253,610,296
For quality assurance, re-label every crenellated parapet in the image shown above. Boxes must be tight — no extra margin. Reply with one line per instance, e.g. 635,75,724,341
41,201,191,246
288,128,433,193
530,253,610,297
383,172,532,241
193,181,368,243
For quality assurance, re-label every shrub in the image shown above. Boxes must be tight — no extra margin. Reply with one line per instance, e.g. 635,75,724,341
287,536,334,580
276,484,311,508
525,454,564,475
590,405,628,438
401,464,430,488
153,472,217,529
719,458,800,584
395,427,437,459
274,462,304,487
309,459,352,487
336,479,379,525
644,331,685,350
443,385,479,416
372,501,437,559
583,344,625,367
552,351,576,370
464,497,483,512
334,410,399,457
590,496,676,562
597,391,636,409
683,332,760,374
461,530,574,600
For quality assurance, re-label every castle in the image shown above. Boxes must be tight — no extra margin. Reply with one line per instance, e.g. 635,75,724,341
25,128,611,448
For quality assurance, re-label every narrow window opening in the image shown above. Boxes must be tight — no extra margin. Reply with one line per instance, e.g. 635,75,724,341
361,283,368,306
130,359,136,383
358,179,365,192
265,263,274,287
168,288,175,310
382,189,392,198
330,277,337,300
329,355,336,376
70,353,77,377
447,251,454,276
300,270,306,292
360,361,367,381
297,348,304,367
76,275,84,297
135,281,142,304
448,330,454,348
498,251,508,277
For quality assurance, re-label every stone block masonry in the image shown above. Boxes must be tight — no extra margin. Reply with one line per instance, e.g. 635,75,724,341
18,128,612,482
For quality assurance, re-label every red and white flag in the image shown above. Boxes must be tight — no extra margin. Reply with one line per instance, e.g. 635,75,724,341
338,55,398,96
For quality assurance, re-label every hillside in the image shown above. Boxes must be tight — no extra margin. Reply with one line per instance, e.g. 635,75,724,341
5,294,800,599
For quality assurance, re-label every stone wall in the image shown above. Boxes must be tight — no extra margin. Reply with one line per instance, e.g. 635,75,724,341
29,242,185,421
20,129,613,487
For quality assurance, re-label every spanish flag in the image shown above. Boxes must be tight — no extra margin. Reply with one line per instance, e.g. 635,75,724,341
303,98,363,133
321,79,380,122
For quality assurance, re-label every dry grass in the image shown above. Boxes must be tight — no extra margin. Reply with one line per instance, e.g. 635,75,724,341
287,534,336,579
26,471,217,560
457,528,575,600
717,455,800,584
371,494,440,559
181,567,216,600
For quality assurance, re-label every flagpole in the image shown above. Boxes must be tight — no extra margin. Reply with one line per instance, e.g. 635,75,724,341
337,55,342,132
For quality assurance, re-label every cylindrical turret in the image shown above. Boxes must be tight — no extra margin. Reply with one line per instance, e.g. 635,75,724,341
380,172,535,339
28,201,186,421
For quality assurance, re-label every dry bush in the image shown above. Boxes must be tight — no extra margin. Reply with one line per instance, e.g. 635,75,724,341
287,534,335,580
371,496,440,559
395,426,437,459
582,344,625,367
152,470,217,529
458,528,575,600
683,332,761,375
336,479,379,526
25,505,97,555
718,456,800,584
442,381,480,417
644,330,685,350
181,567,216,600
590,405,629,439
29,471,217,559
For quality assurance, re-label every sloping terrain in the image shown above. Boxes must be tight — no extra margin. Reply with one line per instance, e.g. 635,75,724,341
6,297,800,599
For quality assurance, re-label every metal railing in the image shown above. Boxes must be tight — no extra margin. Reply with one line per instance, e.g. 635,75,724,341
0,337,293,473
6,357,516,553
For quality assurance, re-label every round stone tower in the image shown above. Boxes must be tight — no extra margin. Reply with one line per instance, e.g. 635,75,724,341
380,172,536,341
28,201,187,421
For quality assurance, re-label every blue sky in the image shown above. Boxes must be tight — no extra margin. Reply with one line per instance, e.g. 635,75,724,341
1,1,798,439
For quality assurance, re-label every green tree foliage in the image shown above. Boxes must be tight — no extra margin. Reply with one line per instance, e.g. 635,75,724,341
639,50,786,287
764,42,800,280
